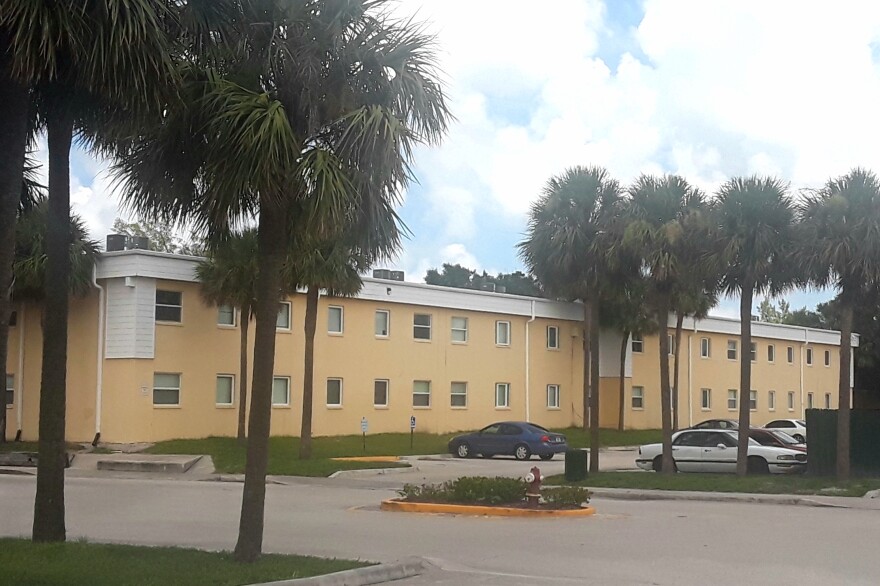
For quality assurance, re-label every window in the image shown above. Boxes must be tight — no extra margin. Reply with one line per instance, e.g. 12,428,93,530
727,389,737,410
547,326,559,350
496,321,511,346
807,392,814,409
727,340,737,360
217,304,235,326
216,375,234,406
450,382,467,408
767,345,775,363
700,338,711,358
328,306,343,334
631,334,644,353
667,334,675,356
450,316,468,343
413,314,432,340
824,350,831,367
787,346,794,363
749,390,757,411
326,378,342,407
495,383,510,408
155,290,182,322
631,386,644,409
806,348,813,365
750,342,757,362
547,384,560,409
787,391,795,411
701,388,711,410
825,393,832,409
374,310,390,337
413,380,431,407
276,302,291,330
272,377,290,406
153,373,180,406
768,390,776,411
5,374,13,407
374,379,389,407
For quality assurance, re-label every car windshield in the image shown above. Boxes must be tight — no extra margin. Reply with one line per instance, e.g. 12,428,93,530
527,423,550,432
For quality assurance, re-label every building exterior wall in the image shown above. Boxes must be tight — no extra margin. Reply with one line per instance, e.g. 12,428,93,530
3,250,858,443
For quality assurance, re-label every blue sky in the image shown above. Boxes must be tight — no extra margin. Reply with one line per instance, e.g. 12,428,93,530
53,0,880,318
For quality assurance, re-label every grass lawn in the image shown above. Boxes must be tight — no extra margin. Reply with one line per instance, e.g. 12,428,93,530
0,441,87,454
555,428,662,448
0,539,369,586
547,471,880,497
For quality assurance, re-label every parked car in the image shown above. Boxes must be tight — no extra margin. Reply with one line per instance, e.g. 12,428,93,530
636,429,807,474
692,419,740,430
447,422,567,461
747,429,807,453
763,419,807,443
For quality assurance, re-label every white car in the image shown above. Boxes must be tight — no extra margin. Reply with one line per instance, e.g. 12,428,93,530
636,429,807,474
763,419,807,443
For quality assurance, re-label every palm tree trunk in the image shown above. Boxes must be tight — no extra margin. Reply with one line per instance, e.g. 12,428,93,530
581,300,591,432
33,109,73,542
618,331,628,432
237,306,249,444
736,285,754,476
234,207,285,563
0,65,29,443
672,312,684,431
589,299,600,473
299,285,318,460
836,295,853,480
657,298,674,474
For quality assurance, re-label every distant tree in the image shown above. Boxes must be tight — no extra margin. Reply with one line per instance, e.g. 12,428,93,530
112,217,205,256
424,264,542,296
758,298,791,324
425,264,474,289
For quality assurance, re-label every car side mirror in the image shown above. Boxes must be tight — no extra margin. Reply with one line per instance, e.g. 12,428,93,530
716,444,726,449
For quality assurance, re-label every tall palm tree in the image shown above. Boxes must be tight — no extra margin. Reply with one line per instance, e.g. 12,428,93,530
112,0,448,562
799,168,880,480
713,176,796,476
519,166,622,473
670,288,717,431
624,174,708,473
1,0,175,541
196,229,260,443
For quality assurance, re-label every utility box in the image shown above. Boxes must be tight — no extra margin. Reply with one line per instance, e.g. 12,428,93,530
564,449,588,482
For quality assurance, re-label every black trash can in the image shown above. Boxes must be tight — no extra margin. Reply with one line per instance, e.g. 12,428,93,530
564,449,588,482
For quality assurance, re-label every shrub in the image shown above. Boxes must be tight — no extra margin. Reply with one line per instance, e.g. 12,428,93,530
398,476,527,505
542,486,592,507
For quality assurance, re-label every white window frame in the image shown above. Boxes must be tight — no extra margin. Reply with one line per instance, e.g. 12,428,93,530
824,350,831,367
825,393,831,409
547,384,560,409
215,374,235,407
727,389,737,410
750,342,757,362
807,392,814,409
413,380,431,408
450,316,468,343
727,340,737,360
495,382,510,408
374,310,390,338
806,348,813,365
413,314,432,341
749,390,757,411
373,379,389,408
787,346,794,364
496,321,511,347
667,334,676,356
701,388,711,410
450,381,468,408
5,374,14,408
155,290,182,323
547,326,559,350
326,378,343,407
700,337,711,358
217,304,236,327
327,305,344,335
631,334,644,353
767,344,775,363
631,386,644,410
153,373,181,406
768,390,776,411
788,391,795,411
272,376,291,406
276,302,292,331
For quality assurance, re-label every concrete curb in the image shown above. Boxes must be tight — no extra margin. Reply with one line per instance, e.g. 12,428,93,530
250,556,432,586
587,487,851,508
381,499,596,517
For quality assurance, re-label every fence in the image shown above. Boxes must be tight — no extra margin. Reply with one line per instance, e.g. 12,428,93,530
806,409,880,477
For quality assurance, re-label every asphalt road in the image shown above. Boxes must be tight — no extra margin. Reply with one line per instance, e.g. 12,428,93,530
2,466,879,586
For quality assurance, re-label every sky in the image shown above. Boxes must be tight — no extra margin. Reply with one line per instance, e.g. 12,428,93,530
42,0,880,318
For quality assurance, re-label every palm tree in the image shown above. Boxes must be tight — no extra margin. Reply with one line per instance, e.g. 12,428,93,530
670,288,717,431
196,229,260,444
520,166,622,473
799,168,880,480
713,176,796,476
624,174,709,473
112,0,448,562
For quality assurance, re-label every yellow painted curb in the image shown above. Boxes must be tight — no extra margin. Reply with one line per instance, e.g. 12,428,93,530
380,499,595,517
332,456,401,463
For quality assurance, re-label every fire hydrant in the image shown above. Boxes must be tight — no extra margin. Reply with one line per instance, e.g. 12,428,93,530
524,466,543,508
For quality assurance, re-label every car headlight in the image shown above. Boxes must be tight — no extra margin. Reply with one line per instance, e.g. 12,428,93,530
776,454,796,461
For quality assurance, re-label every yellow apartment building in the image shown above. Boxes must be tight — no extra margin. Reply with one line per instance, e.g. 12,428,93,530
3,249,857,444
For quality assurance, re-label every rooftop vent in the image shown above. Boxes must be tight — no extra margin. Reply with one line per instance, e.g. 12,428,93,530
106,234,151,252
372,269,404,281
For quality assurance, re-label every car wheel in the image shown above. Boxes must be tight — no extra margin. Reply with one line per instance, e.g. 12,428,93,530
514,444,532,461
793,434,805,443
456,443,471,458
539,454,554,461
747,456,770,475
652,455,677,472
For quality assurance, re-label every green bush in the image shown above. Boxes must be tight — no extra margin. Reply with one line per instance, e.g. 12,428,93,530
398,476,527,505
542,486,592,507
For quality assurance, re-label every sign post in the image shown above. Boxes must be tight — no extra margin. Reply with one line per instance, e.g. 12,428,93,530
361,417,368,452
409,415,416,449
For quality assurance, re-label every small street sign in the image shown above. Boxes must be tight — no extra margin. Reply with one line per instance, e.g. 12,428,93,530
361,417,368,434
410,415,416,430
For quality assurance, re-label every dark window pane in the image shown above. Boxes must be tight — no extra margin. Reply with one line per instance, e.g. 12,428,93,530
155,305,182,322
155,290,181,306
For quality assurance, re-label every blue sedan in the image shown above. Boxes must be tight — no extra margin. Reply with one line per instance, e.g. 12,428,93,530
447,421,567,461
